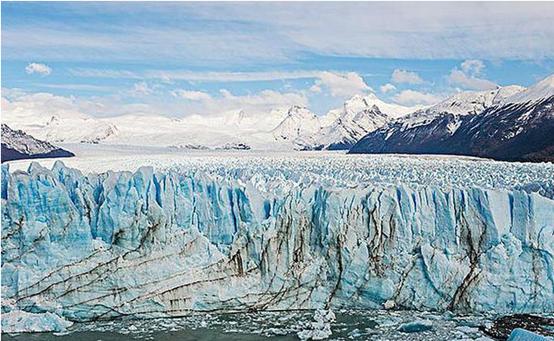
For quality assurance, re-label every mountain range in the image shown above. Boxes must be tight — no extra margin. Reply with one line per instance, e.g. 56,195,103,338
349,75,554,162
1,92,418,151
2,74,553,162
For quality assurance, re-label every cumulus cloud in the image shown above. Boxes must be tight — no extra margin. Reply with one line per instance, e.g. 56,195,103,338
311,71,372,97
25,63,51,76
393,89,441,106
447,70,497,90
460,59,485,76
172,89,212,101
447,60,497,90
391,69,424,84
380,83,397,93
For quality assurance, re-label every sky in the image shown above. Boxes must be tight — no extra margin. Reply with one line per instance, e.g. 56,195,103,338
2,2,554,118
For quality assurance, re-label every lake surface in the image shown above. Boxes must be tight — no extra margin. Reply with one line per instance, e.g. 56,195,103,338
2,310,499,340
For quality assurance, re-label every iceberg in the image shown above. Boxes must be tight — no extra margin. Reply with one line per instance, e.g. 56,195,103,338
507,328,551,341
1,159,553,329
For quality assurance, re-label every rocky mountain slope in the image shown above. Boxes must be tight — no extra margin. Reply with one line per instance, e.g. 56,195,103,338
350,76,554,162
1,124,74,162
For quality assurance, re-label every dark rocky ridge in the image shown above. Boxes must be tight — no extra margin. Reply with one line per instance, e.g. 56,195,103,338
1,124,74,163
349,97,554,163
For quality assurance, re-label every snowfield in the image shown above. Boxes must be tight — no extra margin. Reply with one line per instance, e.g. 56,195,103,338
2,148,553,333
6,144,554,197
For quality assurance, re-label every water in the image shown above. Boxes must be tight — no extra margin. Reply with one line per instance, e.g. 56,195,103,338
2,310,498,340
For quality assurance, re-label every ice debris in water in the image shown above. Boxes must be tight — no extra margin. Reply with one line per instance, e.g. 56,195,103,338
1,310,73,333
297,309,336,340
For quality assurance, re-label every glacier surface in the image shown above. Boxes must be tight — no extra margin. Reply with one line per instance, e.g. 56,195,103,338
1,154,553,332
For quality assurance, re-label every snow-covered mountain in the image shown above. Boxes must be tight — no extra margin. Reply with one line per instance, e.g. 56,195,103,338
2,90,418,151
350,75,554,162
1,94,118,144
1,124,74,162
271,106,321,142
390,86,525,133
506,75,554,103
306,94,417,150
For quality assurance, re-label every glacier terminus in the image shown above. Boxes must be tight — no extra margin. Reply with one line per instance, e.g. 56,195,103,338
2,153,553,334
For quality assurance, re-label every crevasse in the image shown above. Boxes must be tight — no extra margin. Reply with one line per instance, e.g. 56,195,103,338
1,161,553,323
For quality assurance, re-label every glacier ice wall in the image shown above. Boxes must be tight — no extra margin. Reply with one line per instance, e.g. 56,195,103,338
1,161,553,323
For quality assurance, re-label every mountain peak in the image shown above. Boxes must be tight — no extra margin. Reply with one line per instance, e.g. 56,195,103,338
424,88,508,117
345,93,378,106
272,106,320,141
286,105,316,119
507,74,554,104
343,93,417,119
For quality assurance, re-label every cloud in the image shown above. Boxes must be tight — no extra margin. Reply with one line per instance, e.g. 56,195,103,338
25,63,51,76
30,83,115,92
447,60,497,90
380,83,397,93
460,59,485,76
133,82,154,96
162,88,309,116
1,91,111,123
69,68,140,79
309,84,322,93
227,2,554,60
393,90,441,106
2,86,308,120
172,89,212,101
311,71,372,97
148,70,324,82
391,69,424,84
212,89,307,113
71,68,370,85
3,2,554,67
447,70,497,90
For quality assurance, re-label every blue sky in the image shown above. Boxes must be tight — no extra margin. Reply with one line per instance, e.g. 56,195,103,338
2,2,554,117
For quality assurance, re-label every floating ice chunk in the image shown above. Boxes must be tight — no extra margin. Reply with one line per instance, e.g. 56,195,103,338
1,310,73,333
315,309,336,323
456,325,480,334
383,300,395,310
297,309,335,340
507,328,552,341
398,319,434,333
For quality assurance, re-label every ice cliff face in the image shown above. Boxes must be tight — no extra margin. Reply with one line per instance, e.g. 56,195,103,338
2,161,553,325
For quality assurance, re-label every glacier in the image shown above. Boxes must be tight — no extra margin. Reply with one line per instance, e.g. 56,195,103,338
1,156,554,332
